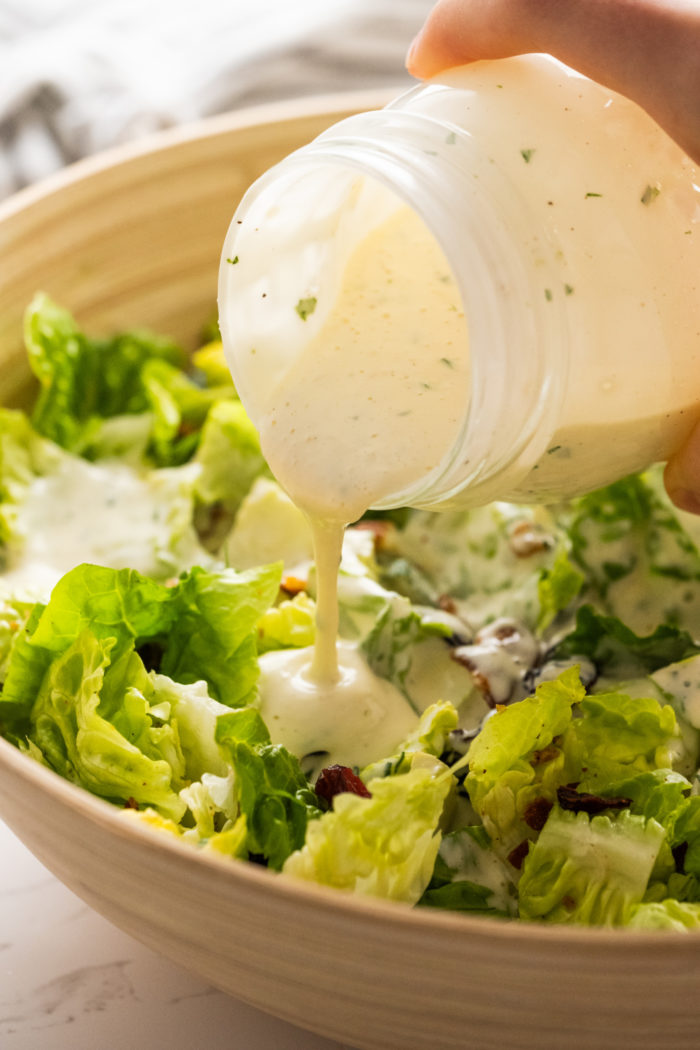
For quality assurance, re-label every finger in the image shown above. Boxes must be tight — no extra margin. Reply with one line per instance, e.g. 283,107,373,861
664,418,700,516
406,0,700,163
406,0,530,78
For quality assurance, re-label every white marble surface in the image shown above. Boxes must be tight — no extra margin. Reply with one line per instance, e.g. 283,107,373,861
0,819,351,1050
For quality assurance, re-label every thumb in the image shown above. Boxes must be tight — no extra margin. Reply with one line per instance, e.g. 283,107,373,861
406,0,700,164
664,420,700,516
406,0,530,78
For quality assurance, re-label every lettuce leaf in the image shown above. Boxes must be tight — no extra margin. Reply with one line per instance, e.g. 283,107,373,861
256,592,316,654
360,597,452,711
25,293,185,454
536,548,584,632
518,807,665,925
224,478,313,571
390,503,564,632
194,399,269,512
160,563,282,706
25,294,236,468
150,674,231,779
141,358,235,466
554,605,700,677
29,629,186,820
465,667,584,856
361,700,459,782
627,899,700,930
216,707,320,869
191,340,235,389
573,689,679,792
283,767,450,904
0,561,281,727
419,826,516,915
569,472,700,634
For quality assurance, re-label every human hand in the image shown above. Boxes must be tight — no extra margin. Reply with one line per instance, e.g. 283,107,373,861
406,0,700,165
407,0,700,513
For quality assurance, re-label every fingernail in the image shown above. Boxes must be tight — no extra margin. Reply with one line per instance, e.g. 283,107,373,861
668,487,700,515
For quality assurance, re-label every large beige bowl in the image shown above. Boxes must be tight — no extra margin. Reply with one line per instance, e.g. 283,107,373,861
1,96,699,1050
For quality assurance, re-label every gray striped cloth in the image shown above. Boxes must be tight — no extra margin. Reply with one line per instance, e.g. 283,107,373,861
0,0,432,199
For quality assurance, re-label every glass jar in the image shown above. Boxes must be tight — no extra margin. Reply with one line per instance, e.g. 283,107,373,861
218,54,700,512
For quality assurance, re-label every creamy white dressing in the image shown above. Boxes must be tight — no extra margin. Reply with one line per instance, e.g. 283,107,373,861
257,641,418,768
257,206,469,525
1,456,203,598
439,830,515,914
453,619,539,706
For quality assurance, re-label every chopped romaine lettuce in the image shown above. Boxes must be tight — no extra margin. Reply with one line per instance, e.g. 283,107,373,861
282,767,450,903
465,667,584,857
4,302,700,931
26,293,184,455
518,807,665,925
554,604,700,677
216,707,321,869
419,825,516,915
194,399,269,513
569,473,700,634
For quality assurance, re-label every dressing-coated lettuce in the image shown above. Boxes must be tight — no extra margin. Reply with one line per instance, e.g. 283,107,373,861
5,302,700,930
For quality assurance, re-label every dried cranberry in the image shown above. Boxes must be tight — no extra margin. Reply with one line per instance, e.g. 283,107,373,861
507,840,531,870
315,765,371,804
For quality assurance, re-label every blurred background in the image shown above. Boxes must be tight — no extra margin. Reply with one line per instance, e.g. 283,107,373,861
0,0,434,200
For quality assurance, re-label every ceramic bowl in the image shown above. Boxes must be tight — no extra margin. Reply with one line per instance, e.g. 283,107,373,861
0,95,699,1050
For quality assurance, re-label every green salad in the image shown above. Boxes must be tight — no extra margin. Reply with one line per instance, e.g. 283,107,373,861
4,294,700,930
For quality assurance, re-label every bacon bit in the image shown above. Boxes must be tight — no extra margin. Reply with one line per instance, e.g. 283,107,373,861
523,797,553,831
530,744,560,766
557,784,632,815
315,765,371,804
438,595,458,615
508,519,554,558
561,895,577,912
124,797,139,810
280,574,308,596
507,840,531,870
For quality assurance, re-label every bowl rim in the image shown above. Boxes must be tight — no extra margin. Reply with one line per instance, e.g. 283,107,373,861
0,89,698,955
0,87,398,224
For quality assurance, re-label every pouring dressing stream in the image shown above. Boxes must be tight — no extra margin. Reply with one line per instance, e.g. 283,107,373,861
233,205,469,762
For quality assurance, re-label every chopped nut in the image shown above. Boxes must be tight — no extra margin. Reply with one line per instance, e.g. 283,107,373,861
280,574,308,596
508,519,554,558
